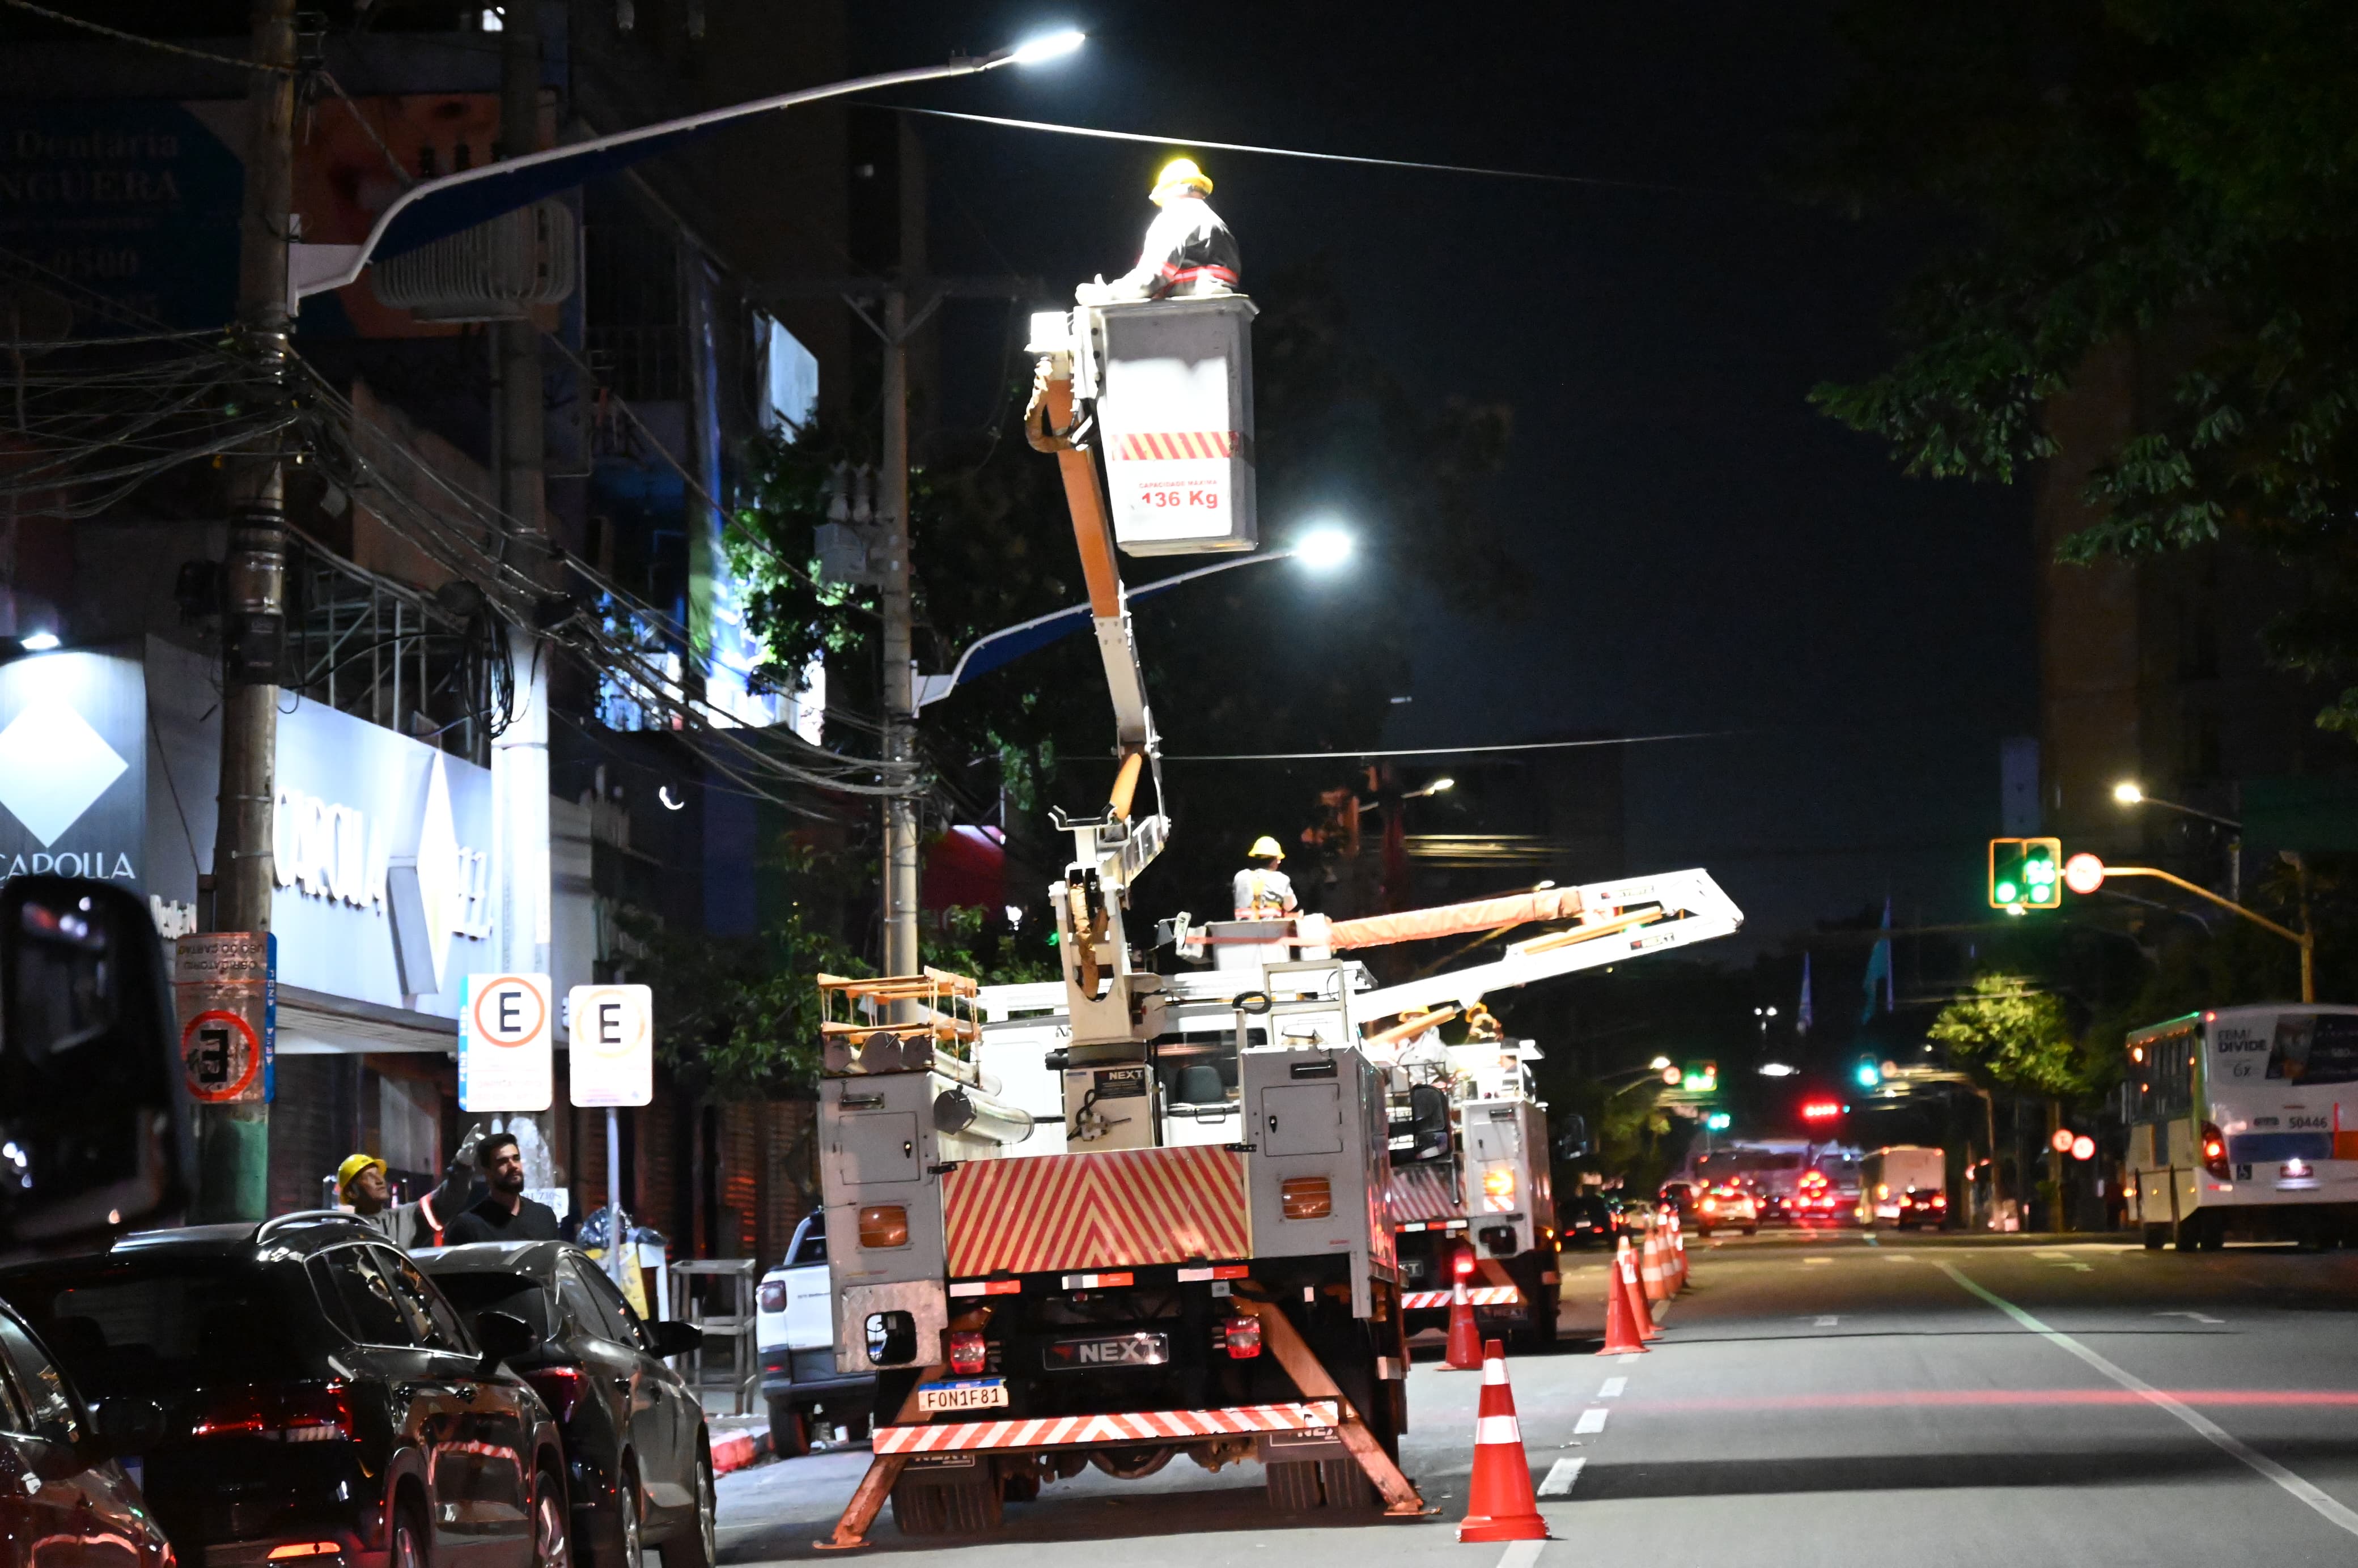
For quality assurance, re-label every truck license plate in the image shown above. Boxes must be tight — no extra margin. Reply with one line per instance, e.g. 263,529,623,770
916,1378,1008,1413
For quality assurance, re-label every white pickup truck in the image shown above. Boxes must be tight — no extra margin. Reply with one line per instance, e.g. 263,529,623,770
754,1212,876,1455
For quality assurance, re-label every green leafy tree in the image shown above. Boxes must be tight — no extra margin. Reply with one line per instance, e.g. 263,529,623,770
1810,0,2358,729
1927,973,2084,1098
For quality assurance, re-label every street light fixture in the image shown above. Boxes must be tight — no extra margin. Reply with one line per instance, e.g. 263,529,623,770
1404,776,1454,800
1758,1062,1797,1077
1293,526,1355,571
2112,777,2246,902
294,31,1090,302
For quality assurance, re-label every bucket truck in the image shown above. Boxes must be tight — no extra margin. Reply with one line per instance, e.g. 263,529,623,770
808,292,1745,1547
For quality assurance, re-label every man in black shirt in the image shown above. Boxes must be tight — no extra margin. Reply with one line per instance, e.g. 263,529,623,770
442,1130,563,1244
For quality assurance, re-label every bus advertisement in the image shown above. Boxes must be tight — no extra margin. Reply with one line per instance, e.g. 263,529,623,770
2123,1004,2358,1250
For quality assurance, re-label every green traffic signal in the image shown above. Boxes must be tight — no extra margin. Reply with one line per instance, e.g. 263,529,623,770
1988,836,2063,910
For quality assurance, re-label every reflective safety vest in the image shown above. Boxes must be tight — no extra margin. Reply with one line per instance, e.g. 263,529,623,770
1233,867,1296,920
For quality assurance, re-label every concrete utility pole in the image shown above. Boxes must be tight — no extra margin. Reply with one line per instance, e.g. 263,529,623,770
492,2,550,986
879,285,918,980
199,0,298,1222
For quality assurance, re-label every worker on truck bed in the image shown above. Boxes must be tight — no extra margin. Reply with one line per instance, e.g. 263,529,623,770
1234,835,1300,920
1079,157,1241,303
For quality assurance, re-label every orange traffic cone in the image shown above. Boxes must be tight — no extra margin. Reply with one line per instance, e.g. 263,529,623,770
1442,1270,1484,1371
1458,1339,1550,1542
1640,1226,1667,1304
1628,1234,1663,1340
1671,1214,1690,1290
1600,1239,1649,1355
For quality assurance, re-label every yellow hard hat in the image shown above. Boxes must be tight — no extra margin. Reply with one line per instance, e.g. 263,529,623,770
336,1153,386,1195
1249,835,1284,860
1153,157,1212,197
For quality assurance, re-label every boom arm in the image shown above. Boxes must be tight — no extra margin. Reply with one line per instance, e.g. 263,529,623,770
1025,320,1173,1043
1352,868,1743,1020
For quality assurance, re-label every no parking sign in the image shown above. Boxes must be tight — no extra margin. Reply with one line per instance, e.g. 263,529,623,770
460,972,552,1111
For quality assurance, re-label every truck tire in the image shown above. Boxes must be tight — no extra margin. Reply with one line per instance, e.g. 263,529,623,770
1320,1456,1378,1512
1265,1460,1324,1513
889,1469,1002,1537
767,1400,809,1459
2143,1224,2168,1251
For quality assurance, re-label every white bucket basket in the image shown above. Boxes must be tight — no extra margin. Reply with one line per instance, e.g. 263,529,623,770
1087,296,1258,555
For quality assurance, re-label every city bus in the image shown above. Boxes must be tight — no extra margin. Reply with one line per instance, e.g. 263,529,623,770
2123,1005,2358,1250
1859,1146,1945,1229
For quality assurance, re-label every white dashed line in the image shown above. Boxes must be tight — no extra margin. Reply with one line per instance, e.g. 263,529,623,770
1538,1457,1586,1497
2154,1310,2226,1325
1804,1256,1834,1265
1597,1377,1627,1398
1494,1541,1547,1568
1814,1315,1840,1327
1617,1352,1643,1363
1574,1408,1609,1434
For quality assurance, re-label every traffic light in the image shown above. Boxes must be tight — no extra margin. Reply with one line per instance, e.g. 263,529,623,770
1682,1060,1718,1092
1704,1111,1732,1131
1988,836,2063,910
1853,1055,1881,1090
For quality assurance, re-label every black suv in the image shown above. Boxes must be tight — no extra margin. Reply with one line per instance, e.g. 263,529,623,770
0,1214,568,1568
418,1242,712,1568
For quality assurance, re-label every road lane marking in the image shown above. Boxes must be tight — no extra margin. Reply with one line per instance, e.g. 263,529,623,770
1574,1408,1609,1434
1598,1377,1627,1397
2154,1310,2226,1325
1618,1352,1643,1363
1814,1315,1841,1327
1494,1542,1547,1568
1940,1262,2358,1542
2034,1250,2066,1259
1804,1256,1834,1265
1538,1457,1586,1497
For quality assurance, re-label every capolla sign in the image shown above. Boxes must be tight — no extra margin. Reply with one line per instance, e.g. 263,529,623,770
0,649,147,887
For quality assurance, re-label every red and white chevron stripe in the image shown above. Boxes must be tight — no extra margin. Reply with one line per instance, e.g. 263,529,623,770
1401,1286,1521,1310
1113,430,1242,462
875,1401,1337,1455
941,1146,1249,1277
1388,1166,1464,1227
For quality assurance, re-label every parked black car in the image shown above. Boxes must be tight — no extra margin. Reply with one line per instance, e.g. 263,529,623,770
0,1295,172,1568
0,1214,568,1568
417,1243,712,1568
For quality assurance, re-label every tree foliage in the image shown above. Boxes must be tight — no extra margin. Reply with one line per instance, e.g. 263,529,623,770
1811,0,2358,729
1927,973,2084,1097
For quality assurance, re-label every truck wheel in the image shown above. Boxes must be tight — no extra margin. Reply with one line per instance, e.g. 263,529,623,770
2143,1224,2168,1251
1265,1460,1324,1512
767,1400,809,1459
1319,1456,1378,1511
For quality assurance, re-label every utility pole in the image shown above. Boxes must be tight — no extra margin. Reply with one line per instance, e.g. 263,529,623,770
491,0,553,1184
879,286,918,981
199,0,298,1222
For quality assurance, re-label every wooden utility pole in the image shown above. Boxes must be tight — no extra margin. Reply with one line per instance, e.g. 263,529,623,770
198,0,298,1222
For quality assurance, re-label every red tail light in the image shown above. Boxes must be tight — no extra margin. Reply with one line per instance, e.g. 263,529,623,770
947,1331,987,1376
1222,1317,1262,1359
192,1383,353,1443
2200,1122,2230,1180
524,1366,587,1423
1931,1193,1947,1209
757,1281,788,1313
1451,1248,1475,1279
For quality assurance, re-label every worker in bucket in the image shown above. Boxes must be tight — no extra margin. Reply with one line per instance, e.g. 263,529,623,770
1078,157,1240,304
1233,835,1300,921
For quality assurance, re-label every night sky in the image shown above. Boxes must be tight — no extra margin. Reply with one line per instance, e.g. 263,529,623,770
856,3,2038,954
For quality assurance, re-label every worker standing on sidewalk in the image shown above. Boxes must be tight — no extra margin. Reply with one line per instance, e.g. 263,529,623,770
337,1123,484,1249
1080,157,1241,303
1233,835,1300,920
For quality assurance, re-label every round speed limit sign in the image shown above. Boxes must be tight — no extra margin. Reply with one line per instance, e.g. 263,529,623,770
181,1008,262,1103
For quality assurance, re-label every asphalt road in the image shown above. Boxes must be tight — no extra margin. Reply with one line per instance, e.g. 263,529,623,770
715,1230,2358,1566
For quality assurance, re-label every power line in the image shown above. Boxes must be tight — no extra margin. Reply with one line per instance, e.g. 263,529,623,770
0,0,289,71
889,107,1724,197
1163,729,1739,761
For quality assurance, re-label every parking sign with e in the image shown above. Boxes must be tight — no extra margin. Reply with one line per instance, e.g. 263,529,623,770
567,984,652,1108
460,972,552,1111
